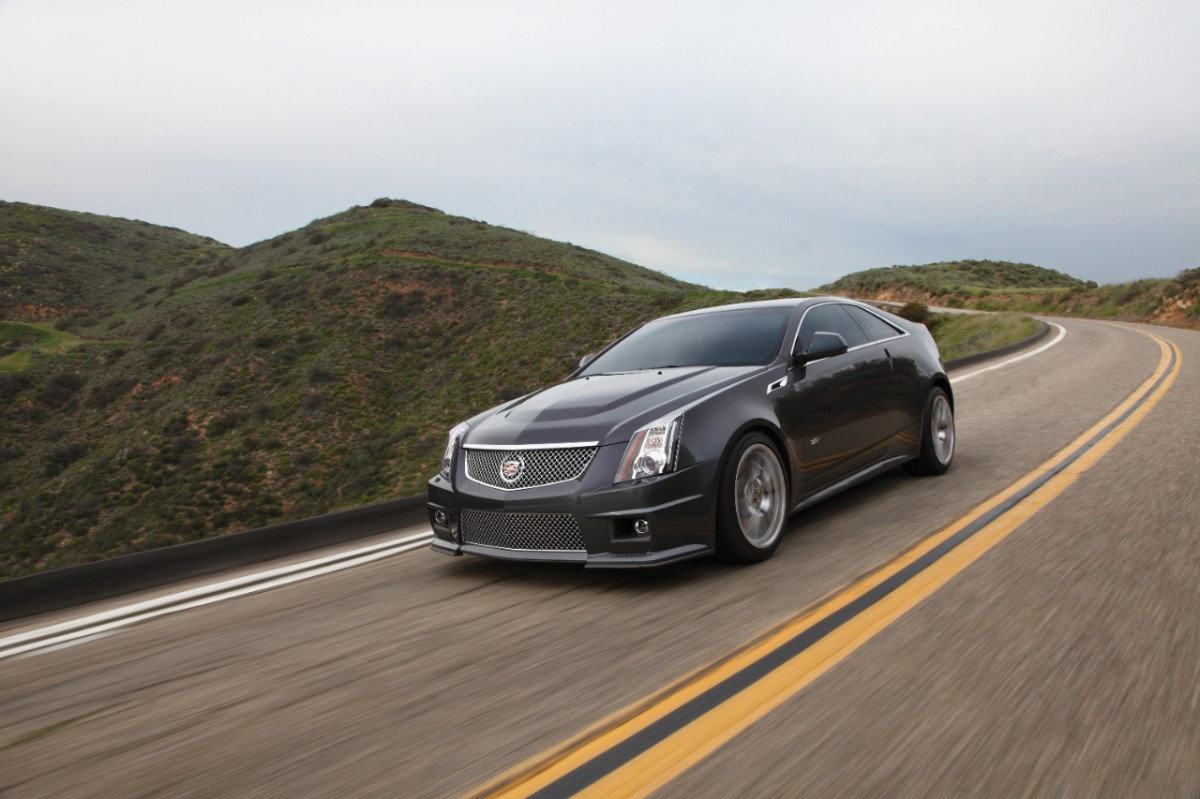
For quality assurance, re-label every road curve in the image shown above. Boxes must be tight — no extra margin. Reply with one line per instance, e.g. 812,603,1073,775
1,318,1197,798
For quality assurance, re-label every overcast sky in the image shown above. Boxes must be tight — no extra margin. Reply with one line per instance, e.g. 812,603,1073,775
2,0,1197,290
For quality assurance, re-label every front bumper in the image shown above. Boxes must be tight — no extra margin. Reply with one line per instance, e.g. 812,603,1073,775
427,444,720,568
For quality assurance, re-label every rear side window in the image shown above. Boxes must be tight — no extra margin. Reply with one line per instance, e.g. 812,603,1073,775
795,304,869,352
844,305,904,342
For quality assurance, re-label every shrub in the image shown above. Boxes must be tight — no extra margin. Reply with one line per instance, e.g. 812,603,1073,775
380,290,423,320
308,365,337,385
86,377,137,409
896,302,930,325
207,411,243,437
0,373,32,400
44,442,91,476
38,372,85,408
162,413,189,436
168,267,203,290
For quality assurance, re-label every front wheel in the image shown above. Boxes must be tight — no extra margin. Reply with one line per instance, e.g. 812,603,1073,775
904,387,955,475
717,433,788,563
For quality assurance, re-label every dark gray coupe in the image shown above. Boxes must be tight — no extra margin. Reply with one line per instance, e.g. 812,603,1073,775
427,297,954,566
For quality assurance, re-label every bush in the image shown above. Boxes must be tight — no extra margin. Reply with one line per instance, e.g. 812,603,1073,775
0,373,32,400
44,442,91,476
380,290,423,320
308,365,337,385
896,302,930,325
86,377,137,409
38,372,85,408
207,411,243,437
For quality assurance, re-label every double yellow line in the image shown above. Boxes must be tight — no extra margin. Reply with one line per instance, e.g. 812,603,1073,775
470,331,1181,799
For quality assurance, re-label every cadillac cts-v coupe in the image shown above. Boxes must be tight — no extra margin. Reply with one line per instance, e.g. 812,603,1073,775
427,297,954,566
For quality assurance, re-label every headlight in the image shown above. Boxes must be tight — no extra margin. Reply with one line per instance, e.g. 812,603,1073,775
440,422,470,480
615,413,683,483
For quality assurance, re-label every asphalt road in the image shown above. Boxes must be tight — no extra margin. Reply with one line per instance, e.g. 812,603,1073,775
2,318,1197,798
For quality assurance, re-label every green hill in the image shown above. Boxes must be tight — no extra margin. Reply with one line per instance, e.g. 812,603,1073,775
0,199,798,576
821,259,1200,328
0,201,230,320
820,259,1085,300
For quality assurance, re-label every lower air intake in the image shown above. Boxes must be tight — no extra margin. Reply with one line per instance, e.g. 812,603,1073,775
460,510,585,552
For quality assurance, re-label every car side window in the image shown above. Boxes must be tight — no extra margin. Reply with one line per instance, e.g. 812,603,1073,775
844,305,903,343
795,304,870,353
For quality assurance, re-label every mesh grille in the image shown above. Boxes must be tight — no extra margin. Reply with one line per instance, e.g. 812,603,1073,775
465,446,597,490
460,510,585,551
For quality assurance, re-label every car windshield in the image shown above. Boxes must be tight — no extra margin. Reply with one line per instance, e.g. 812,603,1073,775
580,306,793,375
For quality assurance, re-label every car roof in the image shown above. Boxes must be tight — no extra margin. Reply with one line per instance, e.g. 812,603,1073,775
665,296,864,320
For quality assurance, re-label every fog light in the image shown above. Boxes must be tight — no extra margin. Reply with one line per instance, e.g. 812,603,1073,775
434,509,448,525
633,518,650,536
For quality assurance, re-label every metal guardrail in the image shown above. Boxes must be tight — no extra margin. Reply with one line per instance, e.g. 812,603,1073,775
0,495,428,622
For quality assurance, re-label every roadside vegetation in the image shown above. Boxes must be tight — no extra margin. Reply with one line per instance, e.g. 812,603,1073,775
890,304,1042,363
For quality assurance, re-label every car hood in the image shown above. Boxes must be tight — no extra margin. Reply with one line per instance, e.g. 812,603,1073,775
464,365,765,447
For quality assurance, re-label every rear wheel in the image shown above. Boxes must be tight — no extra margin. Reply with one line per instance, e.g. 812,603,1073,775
717,433,787,563
904,387,954,475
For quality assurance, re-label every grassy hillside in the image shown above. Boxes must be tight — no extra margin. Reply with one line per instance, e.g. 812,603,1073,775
0,321,91,372
823,260,1200,329
0,199,800,576
822,259,1084,299
0,201,230,320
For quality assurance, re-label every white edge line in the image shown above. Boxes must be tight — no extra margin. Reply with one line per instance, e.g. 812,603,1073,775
952,322,1066,383
0,530,434,658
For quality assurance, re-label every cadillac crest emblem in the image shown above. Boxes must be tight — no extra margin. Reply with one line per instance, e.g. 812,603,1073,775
499,454,526,484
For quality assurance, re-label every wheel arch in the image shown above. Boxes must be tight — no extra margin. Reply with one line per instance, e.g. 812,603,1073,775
932,373,954,409
715,420,793,505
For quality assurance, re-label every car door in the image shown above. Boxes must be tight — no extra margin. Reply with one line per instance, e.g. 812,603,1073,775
841,304,918,448
772,303,894,495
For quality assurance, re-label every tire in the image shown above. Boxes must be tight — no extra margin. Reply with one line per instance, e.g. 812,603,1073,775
717,433,788,563
904,387,955,475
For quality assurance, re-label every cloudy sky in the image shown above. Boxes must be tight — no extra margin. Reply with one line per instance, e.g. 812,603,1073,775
2,0,1197,290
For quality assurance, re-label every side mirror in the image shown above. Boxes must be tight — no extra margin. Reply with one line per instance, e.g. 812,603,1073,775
791,331,849,367
579,353,597,369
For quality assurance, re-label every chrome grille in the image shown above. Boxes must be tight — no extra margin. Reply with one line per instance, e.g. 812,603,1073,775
460,510,585,551
465,446,597,490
